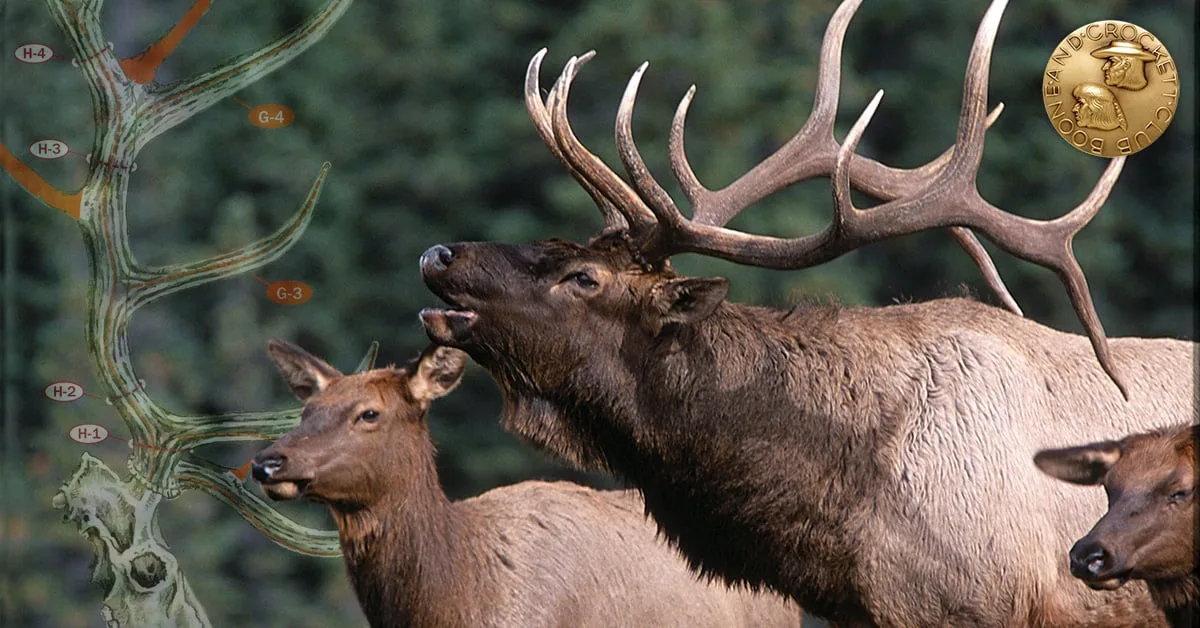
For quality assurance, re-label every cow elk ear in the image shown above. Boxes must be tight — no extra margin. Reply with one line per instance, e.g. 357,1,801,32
409,345,468,404
267,339,344,401
652,277,729,326
1034,441,1122,485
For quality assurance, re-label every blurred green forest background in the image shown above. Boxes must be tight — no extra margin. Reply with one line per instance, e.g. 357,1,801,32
1,0,1193,625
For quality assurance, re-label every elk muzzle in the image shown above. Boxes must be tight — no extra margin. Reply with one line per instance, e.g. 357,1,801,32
419,244,480,345
1069,536,1129,590
252,451,309,501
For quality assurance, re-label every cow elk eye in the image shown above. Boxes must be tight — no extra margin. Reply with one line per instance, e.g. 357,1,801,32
357,409,380,424
566,271,599,289
1168,488,1193,503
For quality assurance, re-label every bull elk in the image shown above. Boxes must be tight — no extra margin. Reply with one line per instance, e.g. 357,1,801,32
252,340,803,627
417,0,1195,625
1035,425,1198,627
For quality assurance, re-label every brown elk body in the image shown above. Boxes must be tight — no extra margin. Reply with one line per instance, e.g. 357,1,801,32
252,340,803,628
1035,424,1198,627
418,0,1195,625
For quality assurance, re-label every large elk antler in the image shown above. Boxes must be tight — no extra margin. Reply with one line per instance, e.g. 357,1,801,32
525,0,1128,398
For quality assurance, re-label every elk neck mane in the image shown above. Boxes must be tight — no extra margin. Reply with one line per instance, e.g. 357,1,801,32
486,291,1085,614
1149,574,1199,620
493,290,980,474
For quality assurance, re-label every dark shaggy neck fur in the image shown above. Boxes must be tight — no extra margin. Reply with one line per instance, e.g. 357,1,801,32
1148,572,1199,627
498,299,911,622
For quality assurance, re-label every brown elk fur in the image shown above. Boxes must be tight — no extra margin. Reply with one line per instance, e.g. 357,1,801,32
252,339,803,628
419,235,1196,627
1036,424,1198,627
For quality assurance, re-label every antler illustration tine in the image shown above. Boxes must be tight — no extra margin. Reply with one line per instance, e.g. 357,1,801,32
175,458,341,556
141,0,354,143
129,163,329,312
0,141,82,218
172,409,302,446
119,0,212,84
355,341,381,373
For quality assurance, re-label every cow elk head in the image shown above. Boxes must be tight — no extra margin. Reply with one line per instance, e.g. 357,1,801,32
253,340,468,508
1035,425,1197,594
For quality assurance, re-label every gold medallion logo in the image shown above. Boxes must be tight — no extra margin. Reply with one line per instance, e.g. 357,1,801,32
1043,21,1178,157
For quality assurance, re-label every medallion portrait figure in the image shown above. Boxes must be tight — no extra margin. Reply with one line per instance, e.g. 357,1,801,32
1091,40,1156,91
1072,83,1127,131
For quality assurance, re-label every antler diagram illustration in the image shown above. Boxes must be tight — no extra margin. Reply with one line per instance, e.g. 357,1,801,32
2,0,361,624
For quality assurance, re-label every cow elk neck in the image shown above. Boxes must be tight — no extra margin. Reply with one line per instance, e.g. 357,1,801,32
253,340,805,627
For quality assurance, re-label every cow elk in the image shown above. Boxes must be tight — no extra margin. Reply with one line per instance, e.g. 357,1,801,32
252,339,803,627
418,0,1195,625
1035,424,1198,627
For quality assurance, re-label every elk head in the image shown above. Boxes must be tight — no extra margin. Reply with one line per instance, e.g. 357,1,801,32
421,0,1131,448
252,339,468,508
1034,425,1197,595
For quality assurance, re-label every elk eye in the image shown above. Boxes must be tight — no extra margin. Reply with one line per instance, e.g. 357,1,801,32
357,409,380,423
1168,488,1192,503
567,271,599,289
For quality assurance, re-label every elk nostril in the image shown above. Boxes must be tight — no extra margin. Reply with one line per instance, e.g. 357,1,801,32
1083,548,1107,575
421,245,454,271
251,456,285,483
1069,539,1110,578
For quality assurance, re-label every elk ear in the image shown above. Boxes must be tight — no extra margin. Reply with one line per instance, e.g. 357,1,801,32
1034,441,1122,485
408,345,468,404
267,339,343,401
652,277,729,325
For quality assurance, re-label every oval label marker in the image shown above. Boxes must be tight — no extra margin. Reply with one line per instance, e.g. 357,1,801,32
267,281,313,305
29,139,69,160
249,104,295,129
45,381,85,402
69,423,109,444
14,43,54,64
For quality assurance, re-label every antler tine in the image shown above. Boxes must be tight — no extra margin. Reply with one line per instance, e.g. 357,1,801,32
526,49,628,232
669,0,864,229
831,90,886,236
526,49,635,233
654,0,1020,315
825,0,1128,396
544,53,660,239
943,0,1006,181
948,226,1023,317
614,62,691,254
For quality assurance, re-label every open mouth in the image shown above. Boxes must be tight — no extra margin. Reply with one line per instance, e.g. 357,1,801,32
419,295,478,345
259,478,311,501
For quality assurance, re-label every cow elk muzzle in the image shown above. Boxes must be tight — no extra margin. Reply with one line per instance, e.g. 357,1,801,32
1069,537,1127,589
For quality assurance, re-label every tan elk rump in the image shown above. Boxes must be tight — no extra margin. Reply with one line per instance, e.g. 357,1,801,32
418,0,1195,625
253,340,803,628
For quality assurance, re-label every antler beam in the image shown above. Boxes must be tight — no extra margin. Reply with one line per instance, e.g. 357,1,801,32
525,0,1128,395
